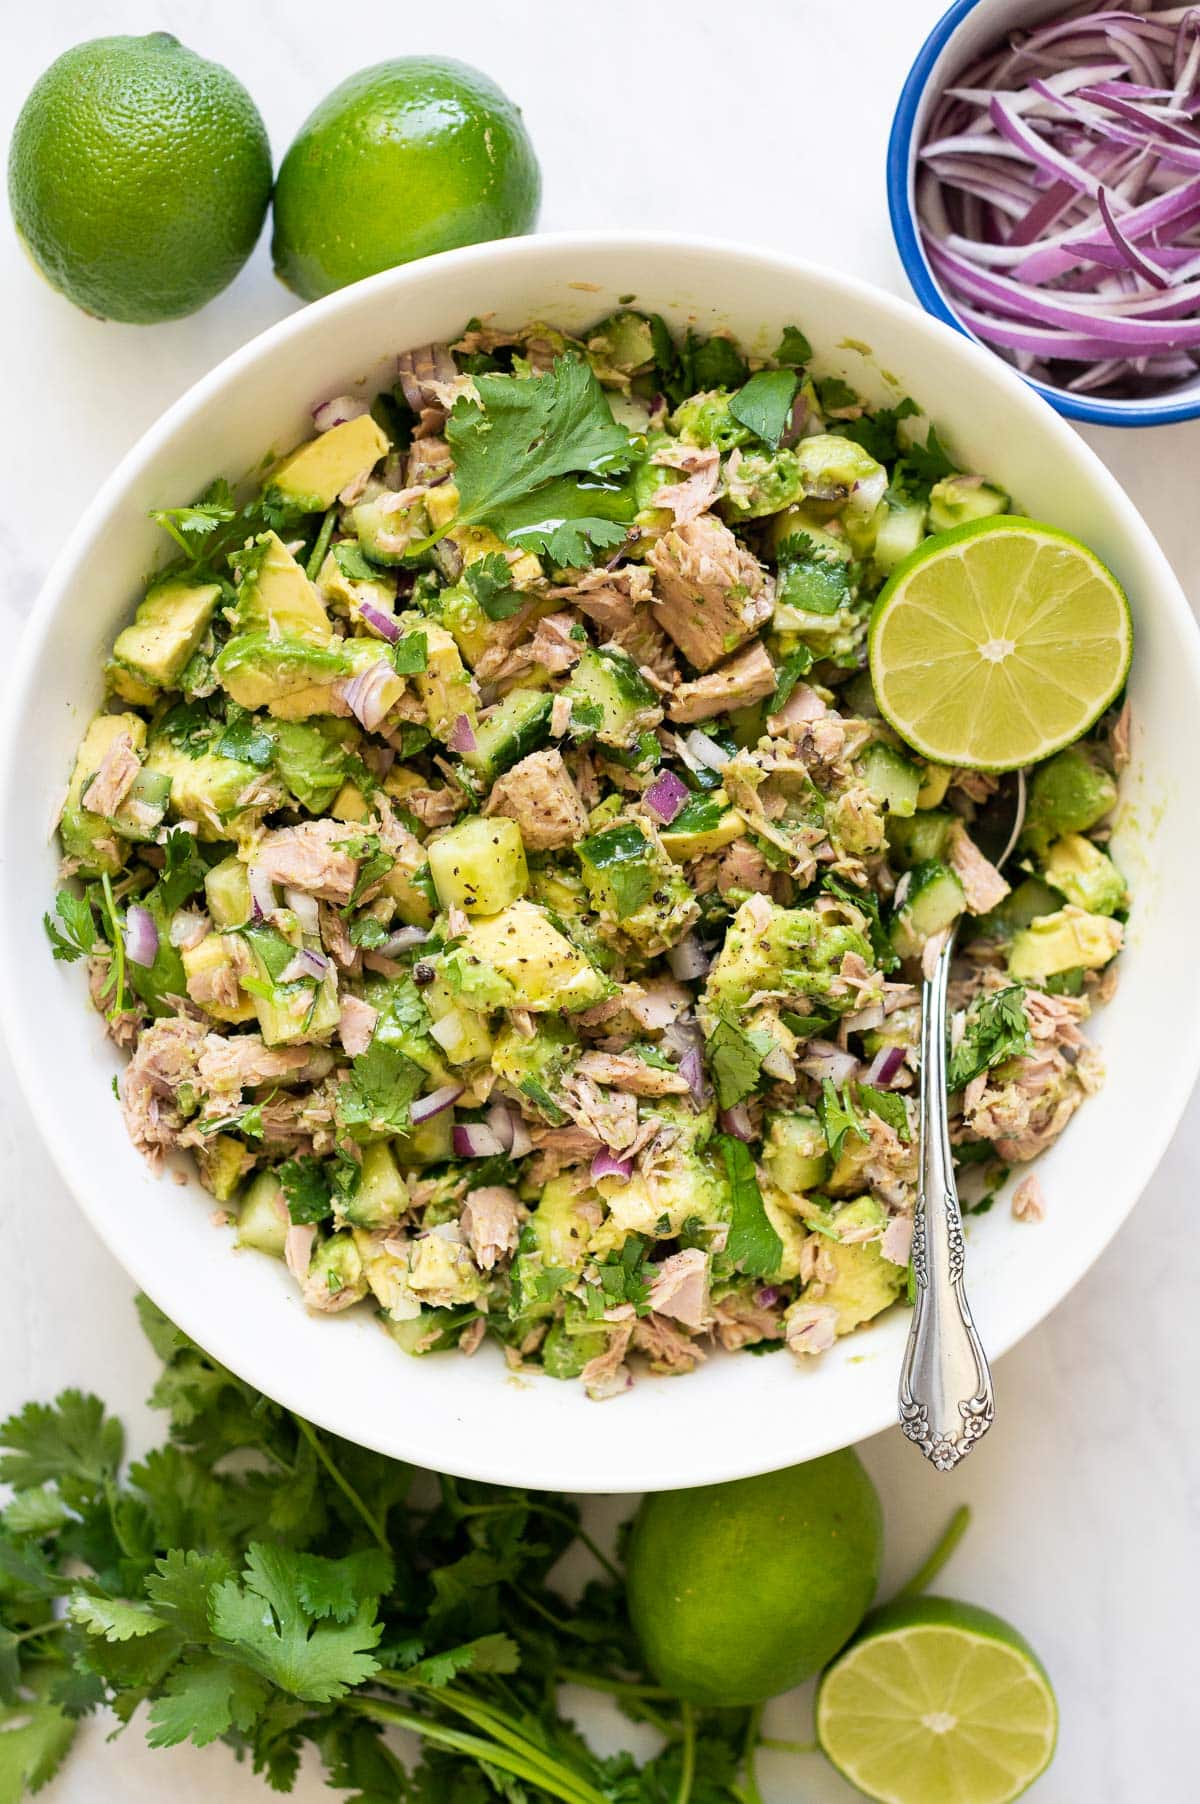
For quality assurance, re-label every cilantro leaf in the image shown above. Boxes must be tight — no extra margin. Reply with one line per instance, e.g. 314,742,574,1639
462,552,525,621
769,647,813,715
158,698,218,757
947,985,1030,1091
905,421,958,485
0,1666,78,1799
208,1544,383,1703
858,1083,911,1141
154,829,208,917
332,541,377,582
336,990,428,1138
707,1019,771,1109
68,1594,169,1642
149,479,238,558
0,1391,122,1507
815,375,860,414
43,890,96,963
216,711,274,768
775,532,852,616
392,632,428,675
716,1134,783,1279
512,514,628,568
442,358,631,550
402,1633,519,1689
145,1654,268,1750
729,368,799,450
775,325,813,366
276,1156,333,1225
686,331,749,394
823,875,900,975
837,396,919,465
818,1079,869,1163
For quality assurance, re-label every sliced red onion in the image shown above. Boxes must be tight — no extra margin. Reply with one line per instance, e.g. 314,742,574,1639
358,601,401,643
679,1046,707,1105
642,767,690,825
280,947,328,984
247,863,277,923
862,1045,907,1089
338,660,396,734
755,1285,782,1308
168,908,207,949
682,728,730,772
719,1104,754,1141
667,933,711,981
284,888,321,937
312,394,369,431
123,904,158,968
452,1121,504,1158
486,1100,516,1152
797,1040,860,1086
916,3,1200,400
447,713,477,755
411,1083,464,1124
377,925,430,956
591,1148,634,1182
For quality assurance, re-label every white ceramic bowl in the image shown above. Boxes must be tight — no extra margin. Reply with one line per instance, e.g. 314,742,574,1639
2,232,1197,1493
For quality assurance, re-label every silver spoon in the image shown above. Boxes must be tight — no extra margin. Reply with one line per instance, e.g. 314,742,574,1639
898,771,1027,1470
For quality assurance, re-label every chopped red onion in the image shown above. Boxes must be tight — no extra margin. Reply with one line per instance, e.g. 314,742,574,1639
682,728,730,772
755,1285,782,1309
916,0,1200,399
667,933,711,981
642,767,690,825
280,947,328,984
358,601,401,643
123,904,158,968
376,925,429,957
719,1104,754,1141
447,713,477,755
679,1046,707,1104
312,394,369,431
411,1083,464,1124
862,1045,907,1089
509,1113,533,1159
486,1100,516,1152
284,888,320,937
796,1040,860,1086
452,1121,504,1158
338,660,395,734
591,1148,634,1182
247,863,277,923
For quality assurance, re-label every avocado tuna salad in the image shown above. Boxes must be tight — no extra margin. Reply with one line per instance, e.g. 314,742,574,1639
46,314,1130,1397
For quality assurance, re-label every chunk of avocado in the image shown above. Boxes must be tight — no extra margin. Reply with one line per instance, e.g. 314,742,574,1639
242,924,341,1045
415,622,478,743
109,579,221,694
796,1196,904,1334
270,718,352,813
563,645,662,749
577,818,699,955
703,896,876,1022
143,738,280,842
235,533,332,643
181,933,256,1024
1021,745,1117,859
586,309,659,381
422,977,493,1066
214,632,348,714
978,875,1063,941
660,791,746,860
205,856,252,929
427,815,528,916
1041,834,1126,917
307,1230,369,1306
440,899,612,1013
237,1171,289,1258
60,713,148,874
492,1016,578,1121
268,413,389,513
336,1140,408,1230
541,1314,610,1381
350,490,430,566
1007,906,1122,980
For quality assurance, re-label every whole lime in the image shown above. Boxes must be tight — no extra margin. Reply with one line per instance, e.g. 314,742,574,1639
271,57,540,301
7,33,272,324
625,1453,883,1707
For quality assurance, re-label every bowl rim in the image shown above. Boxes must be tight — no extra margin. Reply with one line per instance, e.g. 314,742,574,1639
886,0,1200,430
4,228,1200,1489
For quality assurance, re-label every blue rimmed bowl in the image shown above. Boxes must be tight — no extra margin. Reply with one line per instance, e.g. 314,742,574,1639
887,0,1200,428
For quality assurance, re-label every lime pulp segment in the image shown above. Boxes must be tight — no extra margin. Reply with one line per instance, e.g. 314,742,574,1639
868,517,1132,771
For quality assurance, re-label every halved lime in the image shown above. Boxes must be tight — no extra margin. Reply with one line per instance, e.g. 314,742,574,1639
816,1595,1058,1804
868,516,1131,771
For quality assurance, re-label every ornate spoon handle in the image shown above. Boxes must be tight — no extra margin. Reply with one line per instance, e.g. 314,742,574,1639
898,933,994,1470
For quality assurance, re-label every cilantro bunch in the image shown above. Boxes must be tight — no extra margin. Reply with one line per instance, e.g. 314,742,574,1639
0,1300,755,1804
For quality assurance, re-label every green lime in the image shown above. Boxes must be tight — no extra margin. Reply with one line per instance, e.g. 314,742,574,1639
7,33,271,324
625,1454,882,1706
271,57,541,302
868,515,1132,772
817,1595,1058,1804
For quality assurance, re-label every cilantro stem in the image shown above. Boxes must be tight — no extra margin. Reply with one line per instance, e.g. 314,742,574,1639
305,505,338,581
355,1698,608,1804
451,1499,623,1585
737,1705,766,1804
508,1582,609,1643
759,1736,818,1754
675,1700,696,1804
556,1668,674,1702
894,1504,971,1601
13,1619,66,1644
292,1415,389,1552
98,873,128,1020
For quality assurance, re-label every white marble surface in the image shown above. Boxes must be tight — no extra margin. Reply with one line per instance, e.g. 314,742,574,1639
1,3,1198,1799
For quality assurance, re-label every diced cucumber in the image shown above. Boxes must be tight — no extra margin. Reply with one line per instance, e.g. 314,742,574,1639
886,808,954,869
427,815,529,916
890,859,965,960
564,645,659,748
461,688,552,783
237,1172,288,1258
872,498,927,573
205,856,252,929
337,1141,408,1230
860,742,922,818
